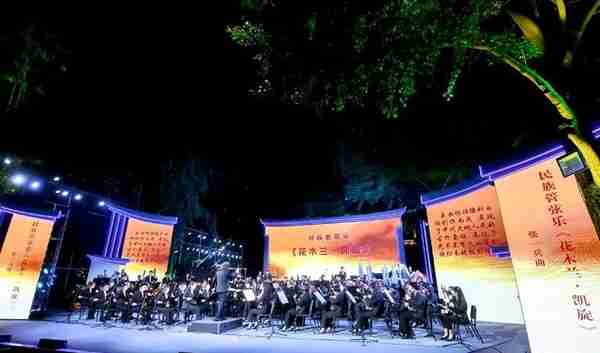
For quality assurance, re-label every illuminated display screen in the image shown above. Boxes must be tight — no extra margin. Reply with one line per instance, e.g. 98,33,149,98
121,218,174,280
495,157,600,353
0,214,55,319
425,185,523,324
265,217,401,279
557,151,586,177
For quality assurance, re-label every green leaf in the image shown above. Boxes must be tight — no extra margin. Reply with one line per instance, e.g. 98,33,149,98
555,0,567,26
307,15,317,34
507,11,545,54
1,73,15,83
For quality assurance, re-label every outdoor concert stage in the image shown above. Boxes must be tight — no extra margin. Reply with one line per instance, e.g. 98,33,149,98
0,312,530,353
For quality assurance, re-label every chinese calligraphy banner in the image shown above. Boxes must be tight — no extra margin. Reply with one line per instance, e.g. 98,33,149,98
265,216,402,279
494,157,600,353
425,185,523,324
121,218,173,280
0,214,55,319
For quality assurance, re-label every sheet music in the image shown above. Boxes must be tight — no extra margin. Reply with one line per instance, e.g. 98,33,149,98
345,290,357,304
383,289,396,304
242,289,256,302
313,291,326,304
276,289,289,304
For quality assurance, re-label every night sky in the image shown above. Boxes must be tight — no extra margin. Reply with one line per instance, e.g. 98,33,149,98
1,3,599,276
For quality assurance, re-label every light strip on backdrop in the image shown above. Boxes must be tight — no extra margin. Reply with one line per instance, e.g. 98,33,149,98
422,181,523,324
493,155,600,353
0,208,59,319
263,209,405,279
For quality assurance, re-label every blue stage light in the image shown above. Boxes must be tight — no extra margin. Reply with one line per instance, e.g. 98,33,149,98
55,189,61,194
3,158,11,165
10,174,27,186
30,181,41,190
98,201,106,207
53,176,61,182
74,194,83,201
61,190,69,197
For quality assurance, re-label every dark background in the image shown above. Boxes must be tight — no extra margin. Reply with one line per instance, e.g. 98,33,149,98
1,2,599,284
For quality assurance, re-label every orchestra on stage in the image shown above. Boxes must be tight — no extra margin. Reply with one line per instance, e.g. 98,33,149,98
71,263,472,341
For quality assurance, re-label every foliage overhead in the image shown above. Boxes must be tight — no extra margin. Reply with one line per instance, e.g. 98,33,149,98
226,0,541,119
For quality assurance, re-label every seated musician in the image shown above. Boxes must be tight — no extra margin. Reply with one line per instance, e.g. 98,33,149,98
115,282,133,323
156,284,176,325
96,284,112,322
241,278,257,319
130,284,149,324
245,273,273,329
340,280,354,321
319,285,344,333
182,279,206,321
175,281,186,313
282,284,310,331
440,286,468,341
352,290,377,334
77,282,96,319
85,282,101,320
396,283,422,339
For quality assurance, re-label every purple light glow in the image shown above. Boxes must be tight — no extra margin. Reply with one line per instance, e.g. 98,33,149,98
421,179,492,207
479,144,566,179
103,213,117,257
107,204,178,225
0,205,62,221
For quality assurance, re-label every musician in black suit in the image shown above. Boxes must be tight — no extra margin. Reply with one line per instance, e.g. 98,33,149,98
156,284,176,325
283,285,310,331
116,282,132,323
215,262,233,321
352,290,378,334
246,273,273,329
182,279,205,321
130,284,147,323
79,282,96,319
440,286,468,341
95,284,111,322
320,285,345,333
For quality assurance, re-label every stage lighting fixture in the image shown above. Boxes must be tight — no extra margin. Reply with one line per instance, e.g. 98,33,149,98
98,201,106,207
30,181,41,190
74,194,83,201
55,189,61,194
61,190,69,197
202,236,206,240
10,174,27,186
53,176,61,182
239,245,243,248
3,158,11,165
188,232,192,235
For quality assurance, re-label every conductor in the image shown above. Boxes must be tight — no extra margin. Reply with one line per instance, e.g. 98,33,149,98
215,261,232,321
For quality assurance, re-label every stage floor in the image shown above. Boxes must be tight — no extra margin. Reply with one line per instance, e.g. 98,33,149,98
0,313,531,353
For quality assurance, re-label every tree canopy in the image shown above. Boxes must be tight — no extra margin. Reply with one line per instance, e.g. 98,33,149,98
226,0,542,119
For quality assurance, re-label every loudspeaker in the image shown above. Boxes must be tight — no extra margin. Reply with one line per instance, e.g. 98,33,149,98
38,338,68,349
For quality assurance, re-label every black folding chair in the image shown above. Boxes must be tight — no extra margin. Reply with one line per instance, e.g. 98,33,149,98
468,305,484,343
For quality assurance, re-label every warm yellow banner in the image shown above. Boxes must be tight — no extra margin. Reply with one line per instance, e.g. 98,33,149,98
266,218,401,279
121,218,173,280
495,158,600,353
426,185,523,323
0,214,55,319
